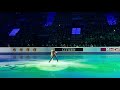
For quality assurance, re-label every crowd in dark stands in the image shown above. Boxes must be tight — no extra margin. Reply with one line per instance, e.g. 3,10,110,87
1,12,120,47
8,28,120,47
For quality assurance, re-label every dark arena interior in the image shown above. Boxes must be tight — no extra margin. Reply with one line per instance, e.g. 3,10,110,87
0,12,120,78
2,12,120,47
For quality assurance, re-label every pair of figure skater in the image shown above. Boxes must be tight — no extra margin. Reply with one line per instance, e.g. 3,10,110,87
49,48,58,63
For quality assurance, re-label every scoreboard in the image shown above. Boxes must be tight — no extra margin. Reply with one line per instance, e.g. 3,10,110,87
55,48,83,51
